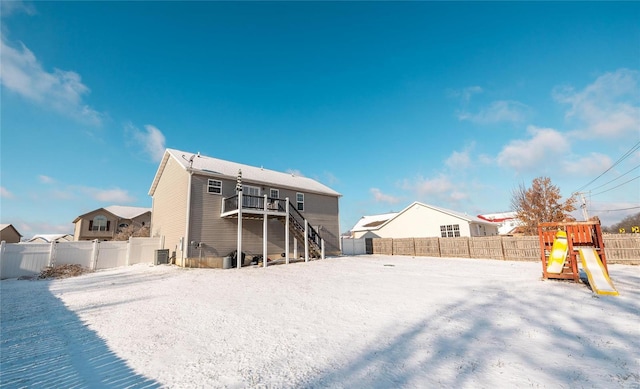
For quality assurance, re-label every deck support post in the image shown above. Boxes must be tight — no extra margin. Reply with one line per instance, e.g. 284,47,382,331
237,190,243,269
285,197,290,265
321,239,325,260
263,195,268,268
304,220,309,263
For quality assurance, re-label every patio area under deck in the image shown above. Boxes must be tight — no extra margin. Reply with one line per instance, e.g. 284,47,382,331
220,193,324,269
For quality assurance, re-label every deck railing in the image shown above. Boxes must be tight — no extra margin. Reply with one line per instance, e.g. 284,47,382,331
221,194,323,253
222,194,282,214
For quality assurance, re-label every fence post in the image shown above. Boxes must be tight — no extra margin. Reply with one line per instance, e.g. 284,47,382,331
412,238,416,256
0,240,5,263
126,237,132,266
91,239,99,270
48,241,57,267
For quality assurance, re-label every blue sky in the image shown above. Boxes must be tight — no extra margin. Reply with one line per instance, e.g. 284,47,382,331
1,1,639,238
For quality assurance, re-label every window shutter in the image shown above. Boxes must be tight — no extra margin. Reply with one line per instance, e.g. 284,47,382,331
89,220,93,230
106,221,111,231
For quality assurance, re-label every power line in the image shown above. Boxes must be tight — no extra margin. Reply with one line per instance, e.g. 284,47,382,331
590,206,640,212
590,175,640,196
573,140,640,193
588,163,640,191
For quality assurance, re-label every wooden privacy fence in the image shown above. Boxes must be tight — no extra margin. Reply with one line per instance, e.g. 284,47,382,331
369,235,639,265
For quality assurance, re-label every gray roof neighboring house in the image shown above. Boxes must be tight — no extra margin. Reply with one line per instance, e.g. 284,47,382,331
350,212,399,233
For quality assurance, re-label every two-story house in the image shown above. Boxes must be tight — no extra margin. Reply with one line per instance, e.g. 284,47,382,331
73,205,151,241
148,149,341,268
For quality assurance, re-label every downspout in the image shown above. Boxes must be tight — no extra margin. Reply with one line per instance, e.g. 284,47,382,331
183,169,193,267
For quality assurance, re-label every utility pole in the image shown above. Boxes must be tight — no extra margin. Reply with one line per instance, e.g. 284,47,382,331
575,192,589,221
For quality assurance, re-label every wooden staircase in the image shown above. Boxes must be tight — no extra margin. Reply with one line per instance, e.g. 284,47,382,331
284,207,323,258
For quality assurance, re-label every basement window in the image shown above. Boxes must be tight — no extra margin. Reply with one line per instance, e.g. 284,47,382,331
208,179,222,195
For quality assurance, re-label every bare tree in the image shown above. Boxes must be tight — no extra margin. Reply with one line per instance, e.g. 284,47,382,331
510,176,577,235
113,224,150,241
605,212,640,233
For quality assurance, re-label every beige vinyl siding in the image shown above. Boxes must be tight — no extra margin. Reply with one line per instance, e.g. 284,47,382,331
188,175,341,258
275,188,341,256
150,157,189,258
73,221,82,241
189,174,237,258
0,227,21,243
189,175,294,258
377,203,470,238
75,209,117,241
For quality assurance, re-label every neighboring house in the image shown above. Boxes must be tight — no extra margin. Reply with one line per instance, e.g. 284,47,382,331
148,148,341,267
27,234,74,243
350,212,399,239
73,205,152,241
350,202,499,239
477,211,522,235
0,224,22,243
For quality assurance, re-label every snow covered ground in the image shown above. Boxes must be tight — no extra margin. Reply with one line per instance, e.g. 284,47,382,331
1,255,639,388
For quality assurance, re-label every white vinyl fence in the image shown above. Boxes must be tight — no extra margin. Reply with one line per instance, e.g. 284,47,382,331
0,237,164,280
341,237,367,255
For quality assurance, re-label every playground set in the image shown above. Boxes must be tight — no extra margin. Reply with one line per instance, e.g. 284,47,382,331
538,220,618,296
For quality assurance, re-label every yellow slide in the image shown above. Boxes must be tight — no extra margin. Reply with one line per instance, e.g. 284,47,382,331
578,248,618,296
546,230,568,274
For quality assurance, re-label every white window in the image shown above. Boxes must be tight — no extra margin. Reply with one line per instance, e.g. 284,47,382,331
268,189,280,210
208,179,222,194
296,193,304,211
440,224,460,238
91,215,109,231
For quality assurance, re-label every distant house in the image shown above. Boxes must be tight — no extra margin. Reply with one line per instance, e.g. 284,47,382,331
73,205,151,241
27,234,74,243
148,149,341,267
350,213,399,239
350,202,499,239
0,224,22,243
477,211,522,235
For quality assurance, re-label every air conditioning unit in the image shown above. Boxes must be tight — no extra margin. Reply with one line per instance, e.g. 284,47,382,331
155,249,170,265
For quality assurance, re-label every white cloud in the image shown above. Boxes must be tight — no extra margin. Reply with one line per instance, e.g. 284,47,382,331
80,187,135,203
448,86,483,102
445,145,474,170
410,175,454,196
561,153,612,176
370,188,401,204
1,186,14,199
286,169,304,177
0,1,36,17
126,123,167,162
38,175,55,184
496,126,570,172
401,174,469,203
458,100,530,125
323,171,339,186
553,69,640,138
0,35,102,125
